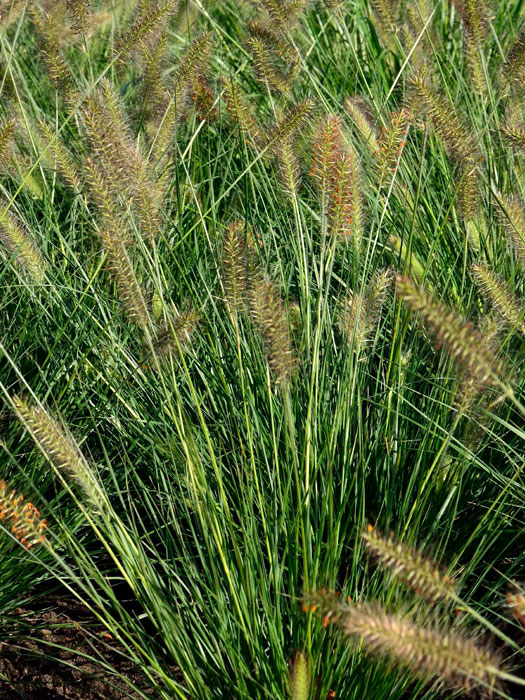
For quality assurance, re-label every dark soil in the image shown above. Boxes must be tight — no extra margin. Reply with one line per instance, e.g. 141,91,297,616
0,597,160,699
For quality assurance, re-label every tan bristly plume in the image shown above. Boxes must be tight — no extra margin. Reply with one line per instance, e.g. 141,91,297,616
395,275,505,387
66,0,90,33
82,79,162,242
345,97,379,151
375,108,409,188
84,157,150,329
363,525,456,602
250,278,298,386
497,194,525,268
303,591,504,696
339,270,392,352
472,263,525,337
311,114,364,241
0,200,46,283
115,0,178,62
13,397,107,511
222,221,249,316
38,120,82,192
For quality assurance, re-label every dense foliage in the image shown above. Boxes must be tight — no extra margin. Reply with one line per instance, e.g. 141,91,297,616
0,0,524,697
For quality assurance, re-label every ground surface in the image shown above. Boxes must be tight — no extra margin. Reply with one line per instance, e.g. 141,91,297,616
0,597,157,699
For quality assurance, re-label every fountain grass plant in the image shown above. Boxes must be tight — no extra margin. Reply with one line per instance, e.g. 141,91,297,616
0,0,523,698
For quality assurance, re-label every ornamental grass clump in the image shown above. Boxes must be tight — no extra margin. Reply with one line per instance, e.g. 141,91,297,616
0,0,524,697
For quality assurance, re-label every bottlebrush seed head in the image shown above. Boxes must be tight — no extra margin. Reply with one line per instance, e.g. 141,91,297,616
289,652,310,700
345,97,379,151
310,115,344,191
408,70,479,162
303,591,504,696
246,35,291,95
268,100,316,149
222,221,249,315
457,159,481,223
497,194,525,268
471,263,525,337
249,278,298,386
363,525,456,602
175,32,213,114
452,0,489,47
151,309,200,362
454,313,502,416
339,270,391,351
327,149,361,238
311,117,364,240
502,29,525,94
302,588,349,626
339,290,368,350
116,0,178,62
276,137,302,200
342,603,503,695
375,108,409,187
506,588,525,628
254,0,307,31
0,119,16,163
365,268,393,324
66,0,90,33
38,120,82,192
0,479,47,549
0,201,46,283
395,274,505,387
13,397,107,510
222,78,265,146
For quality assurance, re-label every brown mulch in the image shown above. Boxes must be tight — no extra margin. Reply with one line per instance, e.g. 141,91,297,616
0,596,161,700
